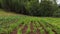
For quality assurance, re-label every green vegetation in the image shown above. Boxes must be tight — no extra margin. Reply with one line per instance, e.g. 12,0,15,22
0,16,20,34
0,10,60,34
0,0,60,33
0,0,59,17
17,18,60,34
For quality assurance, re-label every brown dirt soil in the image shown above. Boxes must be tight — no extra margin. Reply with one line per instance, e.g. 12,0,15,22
34,22,40,34
19,24,23,28
10,24,23,34
29,22,35,34
35,28,40,34
21,25,28,34
10,29,17,34
30,22,34,31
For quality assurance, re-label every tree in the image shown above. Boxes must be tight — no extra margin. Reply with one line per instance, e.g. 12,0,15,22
39,0,58,16
0,0,58,17
0,0,3,8
1,0,26,14
25,0,40,16
53,8,60,17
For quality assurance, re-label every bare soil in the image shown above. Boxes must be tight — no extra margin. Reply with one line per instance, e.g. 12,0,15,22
10,28,17,34
11,24,23,34
21,25,28,34
29,22,35,34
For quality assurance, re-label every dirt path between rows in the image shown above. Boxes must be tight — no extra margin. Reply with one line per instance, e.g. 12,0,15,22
21,25,28,34
34,21,41,34
10,21,57,34
10,29,17,34
10,24,23,34
29,22,35,34
35,28,40,34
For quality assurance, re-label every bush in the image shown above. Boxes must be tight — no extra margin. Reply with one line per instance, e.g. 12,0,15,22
53,9,60,17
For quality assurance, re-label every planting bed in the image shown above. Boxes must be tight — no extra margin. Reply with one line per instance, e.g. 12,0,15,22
0,16,60,34
17,21,58,34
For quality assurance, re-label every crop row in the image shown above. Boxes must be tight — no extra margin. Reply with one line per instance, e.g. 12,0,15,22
17,20,58,34
0,16,21,34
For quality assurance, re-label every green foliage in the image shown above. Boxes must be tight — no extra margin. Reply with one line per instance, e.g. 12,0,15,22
1,0,26,14
0,0,2,8
0,16,21,34
40,0,58,16
17,29,22,34
53,9,60,17
0,0,59,17
25,0,40,16
47,27,55,34
0,14,60,34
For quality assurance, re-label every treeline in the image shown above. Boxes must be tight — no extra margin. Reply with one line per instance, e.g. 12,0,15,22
0,0,60,17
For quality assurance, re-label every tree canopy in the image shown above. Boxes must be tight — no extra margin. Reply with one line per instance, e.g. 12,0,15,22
0,0,59,17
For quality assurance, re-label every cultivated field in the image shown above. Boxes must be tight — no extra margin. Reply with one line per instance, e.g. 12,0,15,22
0,9,60,34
